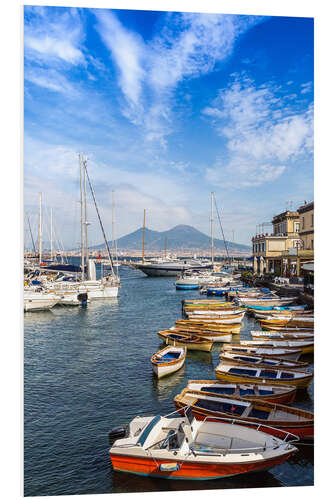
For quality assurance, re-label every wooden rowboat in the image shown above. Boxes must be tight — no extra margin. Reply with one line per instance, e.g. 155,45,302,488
185,308,244,316
239,340,314,355
187,313,245,324
157,330,213,352
175,320,241,334
218,351,309,370
260,317,314,329
170,327,232,343
184,379,297,404
151,346,186,379
250,331,314,341
215,361,313,388
174,390,313,439
261,325,314,332
222,343,303,361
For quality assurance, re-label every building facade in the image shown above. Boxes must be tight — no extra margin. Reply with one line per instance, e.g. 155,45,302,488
252,210,301,274
252,203,314,277
299,202,314,251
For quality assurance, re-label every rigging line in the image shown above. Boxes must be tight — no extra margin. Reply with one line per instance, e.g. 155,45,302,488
213,193,230,262
83,159,115,274
26,214,36,254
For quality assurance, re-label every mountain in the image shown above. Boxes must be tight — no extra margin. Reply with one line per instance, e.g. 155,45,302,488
92,224,251,254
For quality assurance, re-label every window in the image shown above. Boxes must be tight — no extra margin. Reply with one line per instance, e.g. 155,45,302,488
311,214,314,227
302,217,305,229
294,222,300,233
311,239,314,250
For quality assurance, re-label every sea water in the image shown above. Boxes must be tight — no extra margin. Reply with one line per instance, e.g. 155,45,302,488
24,265,313,496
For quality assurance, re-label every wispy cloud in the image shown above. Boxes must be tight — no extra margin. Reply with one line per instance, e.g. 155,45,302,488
93,10,265,145
300,81,313,94
93,10,146,122
24,68,78,95
203,74,313,188
24,6,85,67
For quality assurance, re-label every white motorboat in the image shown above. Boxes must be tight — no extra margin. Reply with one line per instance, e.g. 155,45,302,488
108,408,298,480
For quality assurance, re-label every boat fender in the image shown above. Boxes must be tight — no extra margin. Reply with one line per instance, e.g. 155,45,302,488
108,425,127,445
159,463,180,472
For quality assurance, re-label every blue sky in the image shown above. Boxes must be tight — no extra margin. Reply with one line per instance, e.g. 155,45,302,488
24,5,313,249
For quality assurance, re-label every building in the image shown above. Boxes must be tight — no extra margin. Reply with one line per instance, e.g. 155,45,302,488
252,210,301,274
252,202,314,277
299,202,314,251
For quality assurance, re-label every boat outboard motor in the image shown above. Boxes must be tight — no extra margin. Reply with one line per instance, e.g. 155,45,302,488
77,292,88,307
108,426,127,446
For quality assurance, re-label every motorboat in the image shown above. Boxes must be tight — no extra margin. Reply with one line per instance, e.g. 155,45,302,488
108,407,298,479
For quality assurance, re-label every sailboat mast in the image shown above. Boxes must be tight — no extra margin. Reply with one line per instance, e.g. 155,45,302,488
142,209,146,263
164,236,167,259
210,191,214,268
83,157,89,274
111,190,115,256
50,207,53,261
79,154,85,280
39,192,42,266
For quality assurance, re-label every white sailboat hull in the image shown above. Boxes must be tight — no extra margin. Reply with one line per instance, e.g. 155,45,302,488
24,292,59,311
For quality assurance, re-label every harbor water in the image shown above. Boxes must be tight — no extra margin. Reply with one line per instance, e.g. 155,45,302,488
24,265,314,496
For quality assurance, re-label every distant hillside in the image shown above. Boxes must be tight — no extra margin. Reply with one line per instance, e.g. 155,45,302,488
91,224,251,254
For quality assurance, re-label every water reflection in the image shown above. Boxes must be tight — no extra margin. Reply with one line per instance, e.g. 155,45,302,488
111,468,283,494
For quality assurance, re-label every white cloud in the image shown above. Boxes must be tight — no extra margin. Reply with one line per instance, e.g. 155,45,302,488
24,68,78,95
203,75,313,188
93,11,264,145
300,81,313,94
93,10,146,121
24,7,85,66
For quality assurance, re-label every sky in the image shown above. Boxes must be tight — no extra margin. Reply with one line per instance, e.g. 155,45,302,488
23,5,314,249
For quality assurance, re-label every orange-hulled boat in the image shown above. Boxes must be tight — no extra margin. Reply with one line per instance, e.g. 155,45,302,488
109,408,297,480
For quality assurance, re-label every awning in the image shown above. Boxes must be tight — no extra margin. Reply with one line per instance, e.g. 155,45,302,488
301,262,314,272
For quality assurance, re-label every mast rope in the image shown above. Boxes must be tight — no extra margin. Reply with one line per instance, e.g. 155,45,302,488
83,159,115,274
213,193,231,262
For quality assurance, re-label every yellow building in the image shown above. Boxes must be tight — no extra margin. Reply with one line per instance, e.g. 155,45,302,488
252,210,301,274
299,202,314,251
252,202,314,277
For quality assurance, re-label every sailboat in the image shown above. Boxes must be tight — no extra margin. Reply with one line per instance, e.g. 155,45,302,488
44,155,120,300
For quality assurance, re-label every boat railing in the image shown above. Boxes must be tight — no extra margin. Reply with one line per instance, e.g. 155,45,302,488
200,413,300,443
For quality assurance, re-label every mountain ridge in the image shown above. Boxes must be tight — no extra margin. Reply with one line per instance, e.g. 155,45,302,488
90,224,251,253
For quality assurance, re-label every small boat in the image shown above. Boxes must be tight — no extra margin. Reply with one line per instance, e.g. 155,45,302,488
186,313,245,324
184,379,297,404
158,330,213,352
215,361,313,388
175,320,241,334
185,308,244,316
170,327,232,343
174,392,313,439
222,343,303,361
238,298,298,307
109,407,298,479
151,346,186,379
248,305,307,312
250,331,314,341
182,299,228,306
219,351,309,370
239,340,314,355
260,317,314,329
252,310,313,320
260,325,314,332
175,277,200,290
